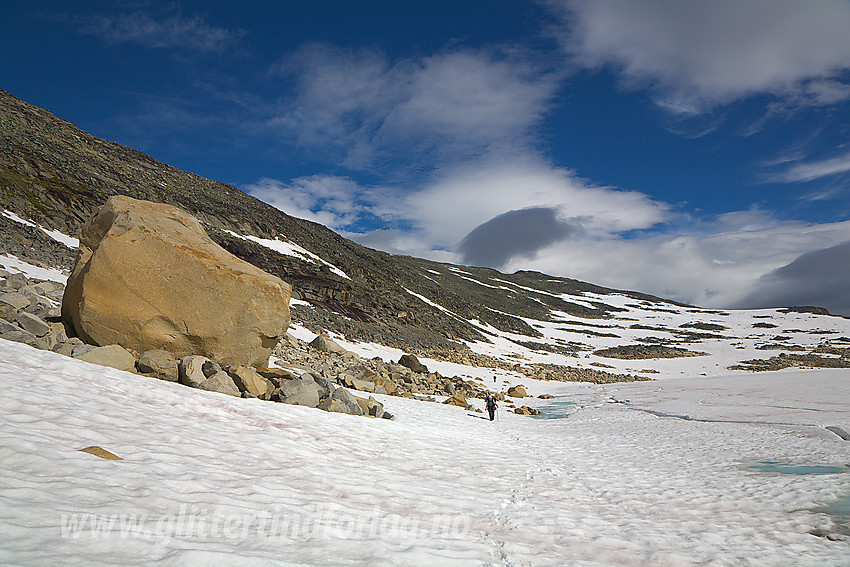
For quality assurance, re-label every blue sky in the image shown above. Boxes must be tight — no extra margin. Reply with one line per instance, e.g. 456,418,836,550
4,1,850,314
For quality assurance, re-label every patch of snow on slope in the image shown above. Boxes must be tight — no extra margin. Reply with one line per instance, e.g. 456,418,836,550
2,210,79,249
223,230,349,279
402,288,452,313
452,274,516,292
0,254,69,283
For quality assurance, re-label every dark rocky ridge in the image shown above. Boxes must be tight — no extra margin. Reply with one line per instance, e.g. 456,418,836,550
0,88,682,354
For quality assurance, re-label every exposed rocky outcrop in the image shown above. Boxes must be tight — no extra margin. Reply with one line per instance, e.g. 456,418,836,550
593,345,708,360
61,196,292,366
729,352,850,372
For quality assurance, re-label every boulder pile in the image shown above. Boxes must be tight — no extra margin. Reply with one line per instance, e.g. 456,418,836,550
271,336,499,404
0,271,390,418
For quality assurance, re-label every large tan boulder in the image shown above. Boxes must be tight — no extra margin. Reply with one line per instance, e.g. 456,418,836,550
62,196,292,366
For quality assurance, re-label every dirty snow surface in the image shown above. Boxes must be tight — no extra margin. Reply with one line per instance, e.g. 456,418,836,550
1,338,849,566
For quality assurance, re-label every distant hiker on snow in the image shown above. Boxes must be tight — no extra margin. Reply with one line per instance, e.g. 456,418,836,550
485,394,498,421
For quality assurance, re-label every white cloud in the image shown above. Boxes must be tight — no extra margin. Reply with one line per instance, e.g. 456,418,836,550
243,175,370,230
404,159,670,249
502,217,850,309
79,11,244,52
270,44,558,170
345,229,457,264
550,0,850,111
779,151,850,183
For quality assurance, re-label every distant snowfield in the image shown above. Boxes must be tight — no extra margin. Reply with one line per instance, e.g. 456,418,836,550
1,338,848,566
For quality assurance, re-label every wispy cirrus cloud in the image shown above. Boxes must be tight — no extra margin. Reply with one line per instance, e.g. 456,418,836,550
547,0,850,112
778,151,850,183
78,10,245,52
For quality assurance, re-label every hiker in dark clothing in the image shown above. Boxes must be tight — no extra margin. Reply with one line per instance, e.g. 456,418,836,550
485,394,498,421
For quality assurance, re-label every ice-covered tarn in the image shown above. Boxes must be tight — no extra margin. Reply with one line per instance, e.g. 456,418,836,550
1,338,848,566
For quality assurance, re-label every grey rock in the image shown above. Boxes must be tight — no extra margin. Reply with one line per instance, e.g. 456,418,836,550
0,301,17,321
45,289,65,302
52,339,81,357
257,367,294,389
179,356,211,388
39,331,63,351
309,334,349,355
201,359,222,379
330,387,364,415
346,363,377,381
75,344,137,372
309,373,334,399
280,332,301,349
138,350,180,382
0,318,19,334
278,375,322,407
318,392,364,416
351,378,376,393
0,328,44,349
6,273,27,290
198,371,241,396
71,343,96,358
32,281,58,295
364,396,385,418
398,354,428,373
23,302,51,319
15,312,50,337
0,292,31,311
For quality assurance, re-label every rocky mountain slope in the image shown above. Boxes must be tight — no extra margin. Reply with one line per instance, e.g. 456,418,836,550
0,88,674,355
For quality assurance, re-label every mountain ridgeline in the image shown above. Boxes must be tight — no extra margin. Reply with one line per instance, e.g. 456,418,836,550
0,88,676,355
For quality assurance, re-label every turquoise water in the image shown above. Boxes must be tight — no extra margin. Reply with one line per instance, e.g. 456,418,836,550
815,495,850,517
813,495,850,535
747,461,850,475
531,398,576,420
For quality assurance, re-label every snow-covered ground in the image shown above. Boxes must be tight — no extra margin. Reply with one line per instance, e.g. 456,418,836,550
2,338,848,566
2,218,850,564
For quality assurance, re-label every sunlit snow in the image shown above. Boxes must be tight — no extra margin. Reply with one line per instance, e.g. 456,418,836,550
223,230,350,279
1,338,848,566
0,254,69,283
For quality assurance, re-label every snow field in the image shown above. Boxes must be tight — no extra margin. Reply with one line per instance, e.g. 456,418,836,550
2,338,849,566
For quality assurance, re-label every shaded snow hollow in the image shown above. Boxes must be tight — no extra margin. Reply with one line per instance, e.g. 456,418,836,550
1,339,849,566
